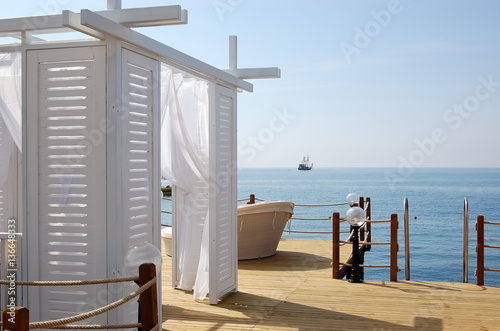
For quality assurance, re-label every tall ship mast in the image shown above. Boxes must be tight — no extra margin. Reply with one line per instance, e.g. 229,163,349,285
298,155,313,170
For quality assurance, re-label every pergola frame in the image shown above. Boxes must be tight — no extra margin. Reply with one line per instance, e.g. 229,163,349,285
0,3,280,314
0,6,257,92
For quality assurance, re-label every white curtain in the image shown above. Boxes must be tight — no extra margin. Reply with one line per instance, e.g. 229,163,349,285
0,52,22,187
160,64,211,300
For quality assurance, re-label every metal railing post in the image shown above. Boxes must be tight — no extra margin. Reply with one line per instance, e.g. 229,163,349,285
463,198,469,283
404,197,410,281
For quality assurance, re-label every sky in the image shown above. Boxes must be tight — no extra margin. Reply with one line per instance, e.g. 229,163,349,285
2,0,500,168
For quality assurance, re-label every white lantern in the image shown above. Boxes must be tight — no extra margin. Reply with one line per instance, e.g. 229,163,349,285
346,207,366,227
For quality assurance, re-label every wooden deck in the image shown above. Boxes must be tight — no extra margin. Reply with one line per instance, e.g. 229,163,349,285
160,239,500,331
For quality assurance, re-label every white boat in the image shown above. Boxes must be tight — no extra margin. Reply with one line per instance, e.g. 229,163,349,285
237,201,294,260
161,200,294,260
161,226,173,257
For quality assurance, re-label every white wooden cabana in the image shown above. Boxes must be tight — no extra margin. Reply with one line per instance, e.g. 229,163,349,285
0,2,279,325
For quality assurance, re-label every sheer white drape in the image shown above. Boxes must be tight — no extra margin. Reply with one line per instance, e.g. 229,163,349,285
160,64,211,300
0,52,21,187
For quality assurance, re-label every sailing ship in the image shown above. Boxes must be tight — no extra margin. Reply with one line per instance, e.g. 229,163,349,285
298,155,313,170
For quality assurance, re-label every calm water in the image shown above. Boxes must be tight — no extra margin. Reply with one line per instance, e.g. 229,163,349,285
237,167,500,286
162,168,500,286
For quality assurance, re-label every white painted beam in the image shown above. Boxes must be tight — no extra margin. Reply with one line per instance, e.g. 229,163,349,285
0,15,69,33
229,35,237,70
0,6,187,33
107,0,121,10
62,10,106,40
224,67,281,79
80,9,253,92
226,35,281,80
99,6,188,28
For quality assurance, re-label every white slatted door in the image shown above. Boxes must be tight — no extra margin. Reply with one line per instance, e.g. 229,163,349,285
0,113,19,310
120,49,159,251
26,47,107,322
0,114,17,230
209,84,237,305
118,48,160,322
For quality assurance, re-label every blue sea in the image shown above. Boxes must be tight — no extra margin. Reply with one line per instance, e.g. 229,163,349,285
163,168,500,286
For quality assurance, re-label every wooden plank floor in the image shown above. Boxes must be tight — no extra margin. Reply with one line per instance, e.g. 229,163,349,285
160,239,500,331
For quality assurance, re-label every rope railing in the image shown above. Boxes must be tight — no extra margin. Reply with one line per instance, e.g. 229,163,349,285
291,217,332,221
476,215,500,285
286,230,333,234
253,197,349,208
242,194,352,236
293,202,349,207
340,262,391,268
30,277,156,330
365,219,391,223
45,323,141,329
0,263,159,331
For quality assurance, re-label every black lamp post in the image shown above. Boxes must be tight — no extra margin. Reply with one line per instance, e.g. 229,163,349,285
346,206,366,283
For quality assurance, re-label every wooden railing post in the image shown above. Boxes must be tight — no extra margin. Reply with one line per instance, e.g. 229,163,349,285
2,307,29,331
476,215,484,286
366,197,372,251
359,197,365,242
332,212,340,279
390,214,398,282
249,194,255,204
139,263,158,331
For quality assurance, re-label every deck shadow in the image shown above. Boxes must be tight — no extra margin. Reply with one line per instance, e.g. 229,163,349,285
363,280,464,294
223,292,443,331
238,250,332,272
162,291,443,331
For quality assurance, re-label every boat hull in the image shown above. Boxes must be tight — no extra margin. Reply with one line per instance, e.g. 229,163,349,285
237,201,294,260
298,164,313,170
161,226,172,256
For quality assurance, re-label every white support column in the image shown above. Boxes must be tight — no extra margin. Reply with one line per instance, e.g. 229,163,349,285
107,0,121,10
229,35,237,70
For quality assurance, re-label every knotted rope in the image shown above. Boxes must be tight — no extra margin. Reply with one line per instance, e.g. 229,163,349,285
48,323,141,329
28,276,156,330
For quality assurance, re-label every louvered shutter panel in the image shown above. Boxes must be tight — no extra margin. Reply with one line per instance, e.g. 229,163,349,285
121,49,157,248
26,47,107,323
0,114,17,228
209,84,237,304
0,115,7,225
119,48,160,322
0,114,19,311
